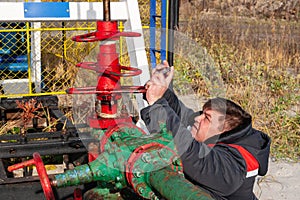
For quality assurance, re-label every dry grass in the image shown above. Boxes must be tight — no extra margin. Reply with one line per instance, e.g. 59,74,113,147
177,11,300,160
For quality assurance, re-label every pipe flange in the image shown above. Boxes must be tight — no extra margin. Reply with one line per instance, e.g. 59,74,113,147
125,142,181,199
100,123,148,152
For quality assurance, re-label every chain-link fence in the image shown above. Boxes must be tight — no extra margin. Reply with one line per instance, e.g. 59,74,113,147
0,0,160,98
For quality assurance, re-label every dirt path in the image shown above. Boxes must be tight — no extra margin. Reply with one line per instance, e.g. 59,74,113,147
254,160,300,200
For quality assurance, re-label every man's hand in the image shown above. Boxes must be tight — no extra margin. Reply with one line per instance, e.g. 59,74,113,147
145,60,174,105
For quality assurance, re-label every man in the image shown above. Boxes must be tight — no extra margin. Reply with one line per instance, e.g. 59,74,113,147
141,61,271,200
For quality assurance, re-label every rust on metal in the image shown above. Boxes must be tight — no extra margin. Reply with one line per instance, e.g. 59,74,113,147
103,0,111,21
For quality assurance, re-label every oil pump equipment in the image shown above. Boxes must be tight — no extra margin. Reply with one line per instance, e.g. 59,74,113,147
8,1,213,199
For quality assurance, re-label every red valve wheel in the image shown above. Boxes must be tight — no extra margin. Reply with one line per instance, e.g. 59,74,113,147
72,31,141,42
8,152,55,200
33,153,55,200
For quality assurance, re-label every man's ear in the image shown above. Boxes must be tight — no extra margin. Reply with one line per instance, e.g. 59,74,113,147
222,126,231,133
220,121,231,133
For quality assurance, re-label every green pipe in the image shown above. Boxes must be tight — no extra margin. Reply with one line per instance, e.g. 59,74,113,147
53,163,94,187
147,167,214,200
53,151,126,188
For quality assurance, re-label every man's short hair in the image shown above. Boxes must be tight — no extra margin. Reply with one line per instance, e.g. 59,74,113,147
203,97,252,131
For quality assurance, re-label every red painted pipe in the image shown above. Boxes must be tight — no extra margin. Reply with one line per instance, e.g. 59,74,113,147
69,20,144,129
7,158,35,172
8,153,55,200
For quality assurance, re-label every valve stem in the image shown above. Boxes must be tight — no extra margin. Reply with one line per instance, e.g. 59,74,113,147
103,0,111,21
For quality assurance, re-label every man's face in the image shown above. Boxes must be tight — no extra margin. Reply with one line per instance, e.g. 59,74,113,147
190,109,226,142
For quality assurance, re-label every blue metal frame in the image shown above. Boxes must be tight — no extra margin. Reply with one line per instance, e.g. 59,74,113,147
150,0,167,68
160,0,167,64
150,0,156,68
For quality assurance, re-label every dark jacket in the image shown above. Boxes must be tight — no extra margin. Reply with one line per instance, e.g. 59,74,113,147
141,89,271,200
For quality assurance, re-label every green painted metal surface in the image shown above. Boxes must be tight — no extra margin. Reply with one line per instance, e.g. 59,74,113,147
53,123,213,199
83,188,124,200
54,151,126,188
148,167,213,200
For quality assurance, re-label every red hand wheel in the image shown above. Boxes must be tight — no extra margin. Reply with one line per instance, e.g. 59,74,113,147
8,152,55,200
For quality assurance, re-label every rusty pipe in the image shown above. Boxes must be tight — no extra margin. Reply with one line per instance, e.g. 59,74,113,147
103,0,111,21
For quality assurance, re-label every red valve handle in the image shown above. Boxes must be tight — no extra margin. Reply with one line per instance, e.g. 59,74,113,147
8,152,55,200
107,65,142,77
72,31,141,42
75,62,142,77
66,85,146,95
